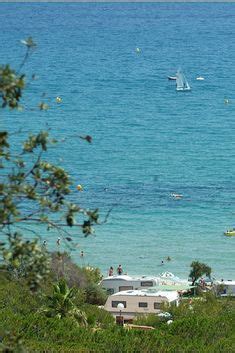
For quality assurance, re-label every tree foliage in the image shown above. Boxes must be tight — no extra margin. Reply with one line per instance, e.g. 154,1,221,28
0,129,99,239
0,232,50,292
189,261,212,285
0,64,25,109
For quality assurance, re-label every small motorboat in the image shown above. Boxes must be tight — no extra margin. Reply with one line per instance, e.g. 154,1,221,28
168,76,177,81
196,76,205,81
224,229,235,237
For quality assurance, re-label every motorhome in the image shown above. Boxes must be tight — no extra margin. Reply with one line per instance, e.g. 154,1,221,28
214,280,235,297
100,275,161,295
104,288,179,321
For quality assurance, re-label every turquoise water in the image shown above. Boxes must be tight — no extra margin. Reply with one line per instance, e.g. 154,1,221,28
1,3,235,279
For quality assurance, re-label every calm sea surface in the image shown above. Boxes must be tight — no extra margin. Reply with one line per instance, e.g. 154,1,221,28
0,3,235,279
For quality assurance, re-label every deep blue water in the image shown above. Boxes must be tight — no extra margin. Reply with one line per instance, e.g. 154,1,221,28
1,3,235,279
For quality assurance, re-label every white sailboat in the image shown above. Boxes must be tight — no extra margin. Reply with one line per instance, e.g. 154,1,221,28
176,69,191,91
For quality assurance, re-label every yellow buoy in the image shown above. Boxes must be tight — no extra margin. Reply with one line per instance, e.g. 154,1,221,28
56,96,62,103
77,184,83,191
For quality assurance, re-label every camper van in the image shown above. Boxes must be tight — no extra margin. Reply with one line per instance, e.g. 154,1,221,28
214,280,235,297
100,275,161,295
104,288,179,321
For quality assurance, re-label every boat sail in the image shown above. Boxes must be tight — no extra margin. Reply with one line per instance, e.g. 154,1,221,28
176,69,191,91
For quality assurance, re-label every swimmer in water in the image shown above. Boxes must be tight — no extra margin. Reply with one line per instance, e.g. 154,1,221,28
171,193,183,199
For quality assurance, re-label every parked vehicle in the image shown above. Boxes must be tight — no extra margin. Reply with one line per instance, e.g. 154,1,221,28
104,288,179,321
214,280,235,297
100,275,161,295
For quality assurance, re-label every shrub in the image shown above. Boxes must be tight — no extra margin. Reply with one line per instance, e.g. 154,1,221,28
82,304,115,328
85,283,107,305
50,252,102,288
134,313,162,328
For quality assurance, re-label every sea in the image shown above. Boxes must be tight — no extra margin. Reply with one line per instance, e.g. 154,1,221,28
0,2,234,280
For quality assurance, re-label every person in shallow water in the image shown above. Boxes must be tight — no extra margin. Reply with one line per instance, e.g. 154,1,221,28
117,265,123,275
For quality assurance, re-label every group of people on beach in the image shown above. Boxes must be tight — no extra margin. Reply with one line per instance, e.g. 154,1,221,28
108,265,123,276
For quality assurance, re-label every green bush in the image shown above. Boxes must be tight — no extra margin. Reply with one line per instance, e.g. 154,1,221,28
85,282,107,305
82,304,115,328
0,274,41,316
50,252,102,288
134,313,162,328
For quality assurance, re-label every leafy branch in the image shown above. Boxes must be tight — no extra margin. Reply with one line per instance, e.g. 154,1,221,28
0,131,103,240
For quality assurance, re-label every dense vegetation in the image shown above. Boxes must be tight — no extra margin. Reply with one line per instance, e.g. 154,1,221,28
0,265,234,352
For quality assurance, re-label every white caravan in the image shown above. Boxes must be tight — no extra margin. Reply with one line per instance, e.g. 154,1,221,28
104,288,179,321
100,275,161,295
214,280,235,297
